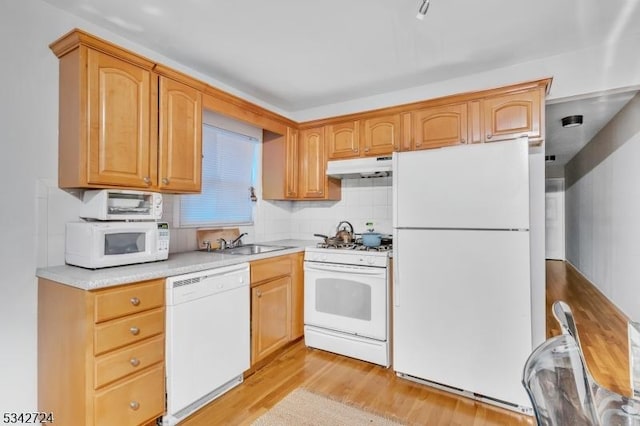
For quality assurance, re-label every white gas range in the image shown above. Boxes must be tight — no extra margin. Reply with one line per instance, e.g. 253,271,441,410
303,242,392,367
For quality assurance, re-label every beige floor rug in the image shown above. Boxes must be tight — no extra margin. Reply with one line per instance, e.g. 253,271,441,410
252,388,404,426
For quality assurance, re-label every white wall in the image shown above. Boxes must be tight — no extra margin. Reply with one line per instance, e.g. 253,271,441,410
0,0,289,415
565,94,640,321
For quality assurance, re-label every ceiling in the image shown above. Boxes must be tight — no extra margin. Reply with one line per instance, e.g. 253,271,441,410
545,91,637,171
42,0,640,168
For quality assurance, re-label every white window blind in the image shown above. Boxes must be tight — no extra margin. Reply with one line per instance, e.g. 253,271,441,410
178,124,258,227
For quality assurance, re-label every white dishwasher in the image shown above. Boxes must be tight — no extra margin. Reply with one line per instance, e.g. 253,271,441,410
163,263,250,426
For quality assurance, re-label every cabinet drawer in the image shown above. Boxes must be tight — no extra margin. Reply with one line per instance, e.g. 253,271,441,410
94,364,164,426
94,308,164,355
94,335,164,389
93,279,164,323
251,256,292,284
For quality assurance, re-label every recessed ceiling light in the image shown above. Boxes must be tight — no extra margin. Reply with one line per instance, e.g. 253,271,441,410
561,115,583,128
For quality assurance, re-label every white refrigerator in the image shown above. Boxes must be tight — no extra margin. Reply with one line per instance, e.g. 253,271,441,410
392,139,534,412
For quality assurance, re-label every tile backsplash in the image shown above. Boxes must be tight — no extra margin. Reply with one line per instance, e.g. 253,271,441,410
37,177,393,266
289,177,393,240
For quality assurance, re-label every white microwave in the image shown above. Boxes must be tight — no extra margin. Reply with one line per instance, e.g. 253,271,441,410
80,189,163,221
65,221,170,269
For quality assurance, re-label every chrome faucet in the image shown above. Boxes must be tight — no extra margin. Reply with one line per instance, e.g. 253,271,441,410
229,233,248,248
217,238,228,250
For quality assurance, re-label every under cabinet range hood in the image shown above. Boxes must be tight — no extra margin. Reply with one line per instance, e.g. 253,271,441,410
326,156,392,179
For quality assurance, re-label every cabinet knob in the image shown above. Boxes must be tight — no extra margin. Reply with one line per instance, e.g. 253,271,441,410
486,133,493,139
129,326,140,336
416,142,422,147
460,139,466,144
162,177,170,185
143,176,151,185
130,297,140,306
354,148,359,153
364,147,370,152
129,401,140,411
256,290,262,298
130,357,140,367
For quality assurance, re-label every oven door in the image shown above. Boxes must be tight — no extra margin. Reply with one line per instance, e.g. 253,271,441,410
304,261,387,341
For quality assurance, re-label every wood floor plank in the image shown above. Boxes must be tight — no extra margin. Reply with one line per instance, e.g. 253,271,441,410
546,260,630,396
180,261,630,425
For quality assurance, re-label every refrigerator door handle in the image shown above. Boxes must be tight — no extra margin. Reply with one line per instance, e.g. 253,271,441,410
393,261,399,307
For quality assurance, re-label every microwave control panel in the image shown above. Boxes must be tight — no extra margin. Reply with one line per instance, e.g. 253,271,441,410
157,222,170,252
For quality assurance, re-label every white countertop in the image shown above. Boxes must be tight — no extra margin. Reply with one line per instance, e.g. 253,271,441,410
36,239,316,290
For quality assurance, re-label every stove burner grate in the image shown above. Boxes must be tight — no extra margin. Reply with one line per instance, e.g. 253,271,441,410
315,242,392,252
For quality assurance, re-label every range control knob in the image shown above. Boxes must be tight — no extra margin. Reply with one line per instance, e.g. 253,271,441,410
367,257,375,265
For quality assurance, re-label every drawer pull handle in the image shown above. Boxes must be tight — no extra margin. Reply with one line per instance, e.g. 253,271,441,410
130,297,140,306
129,401,140,411
130,357,140,367
143,176,151,185
130,326,140,336
486,133,493,139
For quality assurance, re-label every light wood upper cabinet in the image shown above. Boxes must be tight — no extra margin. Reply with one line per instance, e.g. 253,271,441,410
158,76,202,192
327,121,360,159
482,89,543,143
326,116,400,159
362,114,401,156
263,127,340,201
413,103,468,150
285,127,299,198
299,127,327,198
86,49,152,188
300,127,340,200
50,29,203,193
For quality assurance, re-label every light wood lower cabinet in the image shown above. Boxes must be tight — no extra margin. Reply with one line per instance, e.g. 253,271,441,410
251,276,292,363
250,252,304,365
38,278,165,426
290,252,304,340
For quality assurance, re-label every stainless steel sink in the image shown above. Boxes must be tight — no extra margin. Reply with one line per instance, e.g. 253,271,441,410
199,244,290,255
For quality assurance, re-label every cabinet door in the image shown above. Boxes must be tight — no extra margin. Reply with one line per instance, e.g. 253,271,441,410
413,104,468,150
290,253,304,340
327,121,360,159
483,89,541,142
158,76,202,193
251,276,292,364
87,50,152,188
362,114,400,156
285,127,299,198
299,127,326,198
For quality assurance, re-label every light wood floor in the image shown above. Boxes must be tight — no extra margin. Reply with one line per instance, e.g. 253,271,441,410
181,261,630,425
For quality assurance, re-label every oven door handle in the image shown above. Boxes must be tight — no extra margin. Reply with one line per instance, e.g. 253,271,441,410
304,263,386,276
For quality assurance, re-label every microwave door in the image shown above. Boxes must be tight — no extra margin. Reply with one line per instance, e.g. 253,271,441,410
104,232,146,255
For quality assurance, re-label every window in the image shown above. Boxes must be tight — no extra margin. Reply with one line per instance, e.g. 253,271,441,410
177,124,258,227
